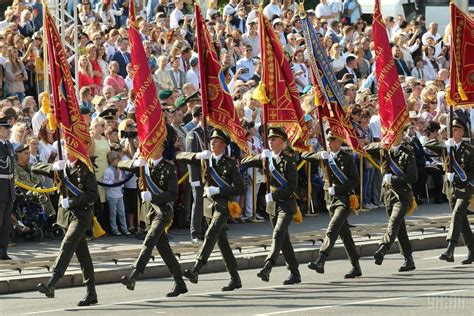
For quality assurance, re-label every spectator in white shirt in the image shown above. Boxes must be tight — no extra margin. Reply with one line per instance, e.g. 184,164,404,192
236,45,255,82
170,0,185,29
316,0,336,20
223,0,239,17
186,57,200,90
411,56,429,81
263,0,282,20
242,20,260,58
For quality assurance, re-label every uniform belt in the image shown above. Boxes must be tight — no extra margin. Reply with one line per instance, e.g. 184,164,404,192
0,174,13,179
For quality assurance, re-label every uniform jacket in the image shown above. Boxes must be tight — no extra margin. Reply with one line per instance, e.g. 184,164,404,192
0,141,15,201
185,126,205,184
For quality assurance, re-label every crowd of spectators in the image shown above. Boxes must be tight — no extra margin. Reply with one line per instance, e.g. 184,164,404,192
1,0,473,244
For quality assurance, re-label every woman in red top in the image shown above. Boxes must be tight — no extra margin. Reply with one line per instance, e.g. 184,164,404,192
78,55,96,93
86,44,104,91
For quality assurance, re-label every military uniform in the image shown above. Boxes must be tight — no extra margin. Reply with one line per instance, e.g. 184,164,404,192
301,148,361,278
365,140,418,271
425,119,474,264
118,157,187,297
0,119,15,260
32,160,99,305
241,128,300,284
176,129,245,291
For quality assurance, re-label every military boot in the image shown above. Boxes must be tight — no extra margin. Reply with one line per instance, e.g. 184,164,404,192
398,255,416,272
37,272,60,298
374,244,388,265
222,277,242,291
183,260,204,284
439,241,456,262
166,277,188,297
308,252,327,274
120,269,139,291
461,246,474,265
283,268,301,285
78,286,98,307
344,262,362,279
257,260,273,282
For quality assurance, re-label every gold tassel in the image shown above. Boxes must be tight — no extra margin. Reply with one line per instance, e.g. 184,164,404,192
92,216,106,238
457,81,468,101
313,87,321,107
293,206,303,224
41,93,49,114
469,196,474,213
350,194,360,215
228,201,242,219
407,196,417,216
252,82,270,104
165,220,173,234
47,112,56,130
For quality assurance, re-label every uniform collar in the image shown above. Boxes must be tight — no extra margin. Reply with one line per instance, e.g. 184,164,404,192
331,149,341,158
212,152,224,163
152,157,163,167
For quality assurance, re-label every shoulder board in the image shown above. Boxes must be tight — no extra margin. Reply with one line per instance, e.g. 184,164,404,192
223,155,236,162
401,143,414,152
163,159,175,166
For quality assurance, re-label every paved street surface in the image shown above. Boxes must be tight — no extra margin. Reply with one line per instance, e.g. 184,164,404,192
1,248,473,316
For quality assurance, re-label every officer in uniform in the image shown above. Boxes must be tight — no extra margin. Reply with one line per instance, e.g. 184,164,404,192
365,135,418,272
301,131,361,278
241,127,301,285
0,117,14,260
32,155,99,306
118,141,188,297
176,129,245,291
425,118,474,264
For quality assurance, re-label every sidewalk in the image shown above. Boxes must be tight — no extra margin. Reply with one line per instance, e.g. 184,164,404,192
0,203,460,294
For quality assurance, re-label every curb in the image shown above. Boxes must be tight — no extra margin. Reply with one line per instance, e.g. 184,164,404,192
1,234,462,294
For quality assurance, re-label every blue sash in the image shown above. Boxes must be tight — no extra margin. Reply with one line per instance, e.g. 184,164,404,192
63,175,84,197
451,154,468,182
387,152,404,176
144,164,163,194
209,166,230,189
327,154,348,184
268,157,288,188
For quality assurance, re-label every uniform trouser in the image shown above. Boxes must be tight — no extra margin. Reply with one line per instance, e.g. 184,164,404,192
53,219,95,289
197,211,239,279
371,162,382,205
266,210,298,270
191,186,206,239
320,203,359,265
0,201,13,248
134,211,183,280
447,194,473,247
381,190,412,257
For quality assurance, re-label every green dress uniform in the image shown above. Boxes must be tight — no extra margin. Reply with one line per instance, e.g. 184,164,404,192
365,141,418,271
425,123,474,264
241,128,300,285
301,148,361,278
0,133,15,260
32,160,99,306
118,157,188,297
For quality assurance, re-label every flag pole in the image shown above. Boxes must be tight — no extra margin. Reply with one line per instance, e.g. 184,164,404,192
359,156,363,211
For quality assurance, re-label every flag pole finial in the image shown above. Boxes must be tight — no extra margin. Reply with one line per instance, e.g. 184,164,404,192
297,1,306,18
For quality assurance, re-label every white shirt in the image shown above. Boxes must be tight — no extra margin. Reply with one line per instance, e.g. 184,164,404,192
369,115,381,139
211,152,224,165
223,3,237,16
102,166,124,199
170,8,184,29
186,68,200,89
152,157,163,167
32,110,47,136
263,3,281,20
315,3,333,19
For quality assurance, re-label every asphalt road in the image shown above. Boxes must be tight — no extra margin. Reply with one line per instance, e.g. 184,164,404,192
1,248,473,316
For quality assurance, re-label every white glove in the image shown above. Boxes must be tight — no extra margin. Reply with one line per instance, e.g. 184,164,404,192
52,160,66,171
141,191,152,202
320,151,330,160
206,186,220,197
446,172,455,182
445,138,455,148
383,174,392,184
61,198,70,209
328,186,336,196
133,158,146,167
260,149,272,159
196,150,212,160
265,192,273,203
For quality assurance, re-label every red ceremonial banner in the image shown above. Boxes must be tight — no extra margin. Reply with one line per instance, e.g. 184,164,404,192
194,4,248,152
256,13,309,151
448,3,474,106
44,8,93,171
129,1,167,160
373,0,409,148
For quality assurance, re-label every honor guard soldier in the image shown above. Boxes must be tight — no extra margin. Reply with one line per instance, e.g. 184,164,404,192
176,128,245,292
32,154,99,306
118,141,188,297
365,135,418,272
241,127,301,285
0,117,14,260
425,118,474,264
301,131,362,278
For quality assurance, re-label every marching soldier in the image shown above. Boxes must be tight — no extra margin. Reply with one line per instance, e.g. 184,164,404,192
301,131,361,278
33,154,99,306
0,117,14,260
176,129,245,291
425,118,474,264
364,135,418,272
241,127,301,285
118,141,188,297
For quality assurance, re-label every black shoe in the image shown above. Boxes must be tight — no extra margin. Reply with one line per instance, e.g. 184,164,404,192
374,244,387,265
257,261,273,282
37,283,55,298
439,241,456,262
1,253,12,260
166,282,188,297
183,269,199,284
344,264,362,279
308,253,326,274
283,270,301,285
461,250,474,265
120,275,136,291
222,278,242,291
398,256,416,272
77,292,98,306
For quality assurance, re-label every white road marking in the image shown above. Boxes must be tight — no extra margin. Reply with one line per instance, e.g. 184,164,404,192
253,288,472,316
